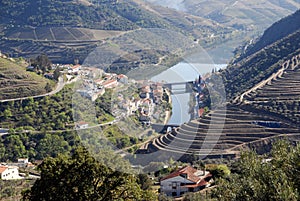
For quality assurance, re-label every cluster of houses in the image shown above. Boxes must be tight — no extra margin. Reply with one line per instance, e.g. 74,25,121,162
138,82,165,125
77,68,129,101
114,81,167,126
160,165,212,197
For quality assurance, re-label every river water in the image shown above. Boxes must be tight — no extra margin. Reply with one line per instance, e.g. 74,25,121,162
151,62,226,125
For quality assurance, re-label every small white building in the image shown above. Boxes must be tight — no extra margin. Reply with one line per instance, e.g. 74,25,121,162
75,121,89,129
68,64,81,74
160,166,212,197
0,165,20,180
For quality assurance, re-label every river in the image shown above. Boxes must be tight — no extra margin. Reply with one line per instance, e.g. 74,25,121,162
151,62,226,125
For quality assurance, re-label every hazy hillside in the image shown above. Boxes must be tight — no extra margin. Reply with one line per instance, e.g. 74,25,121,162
238,9,300,60
144,0,300,31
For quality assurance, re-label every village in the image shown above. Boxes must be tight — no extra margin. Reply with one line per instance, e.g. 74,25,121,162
31,62,172,129
66,64,172,128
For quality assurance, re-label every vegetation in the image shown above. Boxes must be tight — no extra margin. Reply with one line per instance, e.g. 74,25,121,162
29,54,52,74
0,0,175,31
237,9,300,62
211,140,300,201
0,180,35,201
22,146,155,201
0,57,54,100
0,131,79,162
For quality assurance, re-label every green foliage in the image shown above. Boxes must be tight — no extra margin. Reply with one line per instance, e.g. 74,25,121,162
211,140,300,201
0,85,74,130
0,131,79,161
207,164,230,179
0,0,174,31
22,147,155,201
30,54,52,74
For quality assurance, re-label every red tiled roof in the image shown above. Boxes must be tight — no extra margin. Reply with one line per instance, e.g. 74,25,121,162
161,166,201,183
0,166,7,174
103,79,117,86
183,180,207,188
71,64,81,69
117,74,127,79
76,121,88,126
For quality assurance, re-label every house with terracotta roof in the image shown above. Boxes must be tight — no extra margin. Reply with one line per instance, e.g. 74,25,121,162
68,64,81,74
0,165,20,180
102,79,118,89
160,166,212,197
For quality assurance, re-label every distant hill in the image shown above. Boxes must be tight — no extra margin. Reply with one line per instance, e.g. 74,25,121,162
0,0,232,64
0,57,53,100
145,0,300,31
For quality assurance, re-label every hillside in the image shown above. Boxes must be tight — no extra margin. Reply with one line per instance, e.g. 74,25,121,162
221,9,300,100
138,9,300,161
0,0,235,64
0,57,53,100
237,9,300,61
145,0,300,31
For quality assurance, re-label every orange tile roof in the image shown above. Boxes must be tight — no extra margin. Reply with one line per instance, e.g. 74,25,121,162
0,166,7,174
103,79,117,87
71,64,81,69
161,166,201,183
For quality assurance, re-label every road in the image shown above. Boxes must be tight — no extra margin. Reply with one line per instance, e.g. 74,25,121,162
0,119,118,137
0,128,9,137
0,76,65,103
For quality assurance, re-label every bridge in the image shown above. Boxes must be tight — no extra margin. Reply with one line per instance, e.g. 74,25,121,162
163,81,194,95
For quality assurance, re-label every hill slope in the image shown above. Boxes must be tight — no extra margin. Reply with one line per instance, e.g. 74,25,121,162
145,0,300,31
138,9,300,161
0,0,232,63
238,9,300,60
218,9,300,100
0,57,53,100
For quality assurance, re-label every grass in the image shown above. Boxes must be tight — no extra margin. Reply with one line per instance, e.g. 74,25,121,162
0,57,54,100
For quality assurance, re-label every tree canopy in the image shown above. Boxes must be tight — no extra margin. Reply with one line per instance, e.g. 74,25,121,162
211,140,300,201
22,147,155,201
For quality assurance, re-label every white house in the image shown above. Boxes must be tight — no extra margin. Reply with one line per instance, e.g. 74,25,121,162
0,165,20,180
68,64,81,74
75,121,89,129
160,166,212,197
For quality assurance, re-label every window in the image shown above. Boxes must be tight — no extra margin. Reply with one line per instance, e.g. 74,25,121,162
172,182,177,189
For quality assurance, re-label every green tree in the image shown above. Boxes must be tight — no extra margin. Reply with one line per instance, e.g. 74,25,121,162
3,108,12,120
22,147,155,201
212,140,300,201
35,134,70,159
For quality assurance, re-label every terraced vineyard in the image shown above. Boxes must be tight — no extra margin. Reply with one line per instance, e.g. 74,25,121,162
141,106,299,160
242,54,300,125
138,53,300,161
